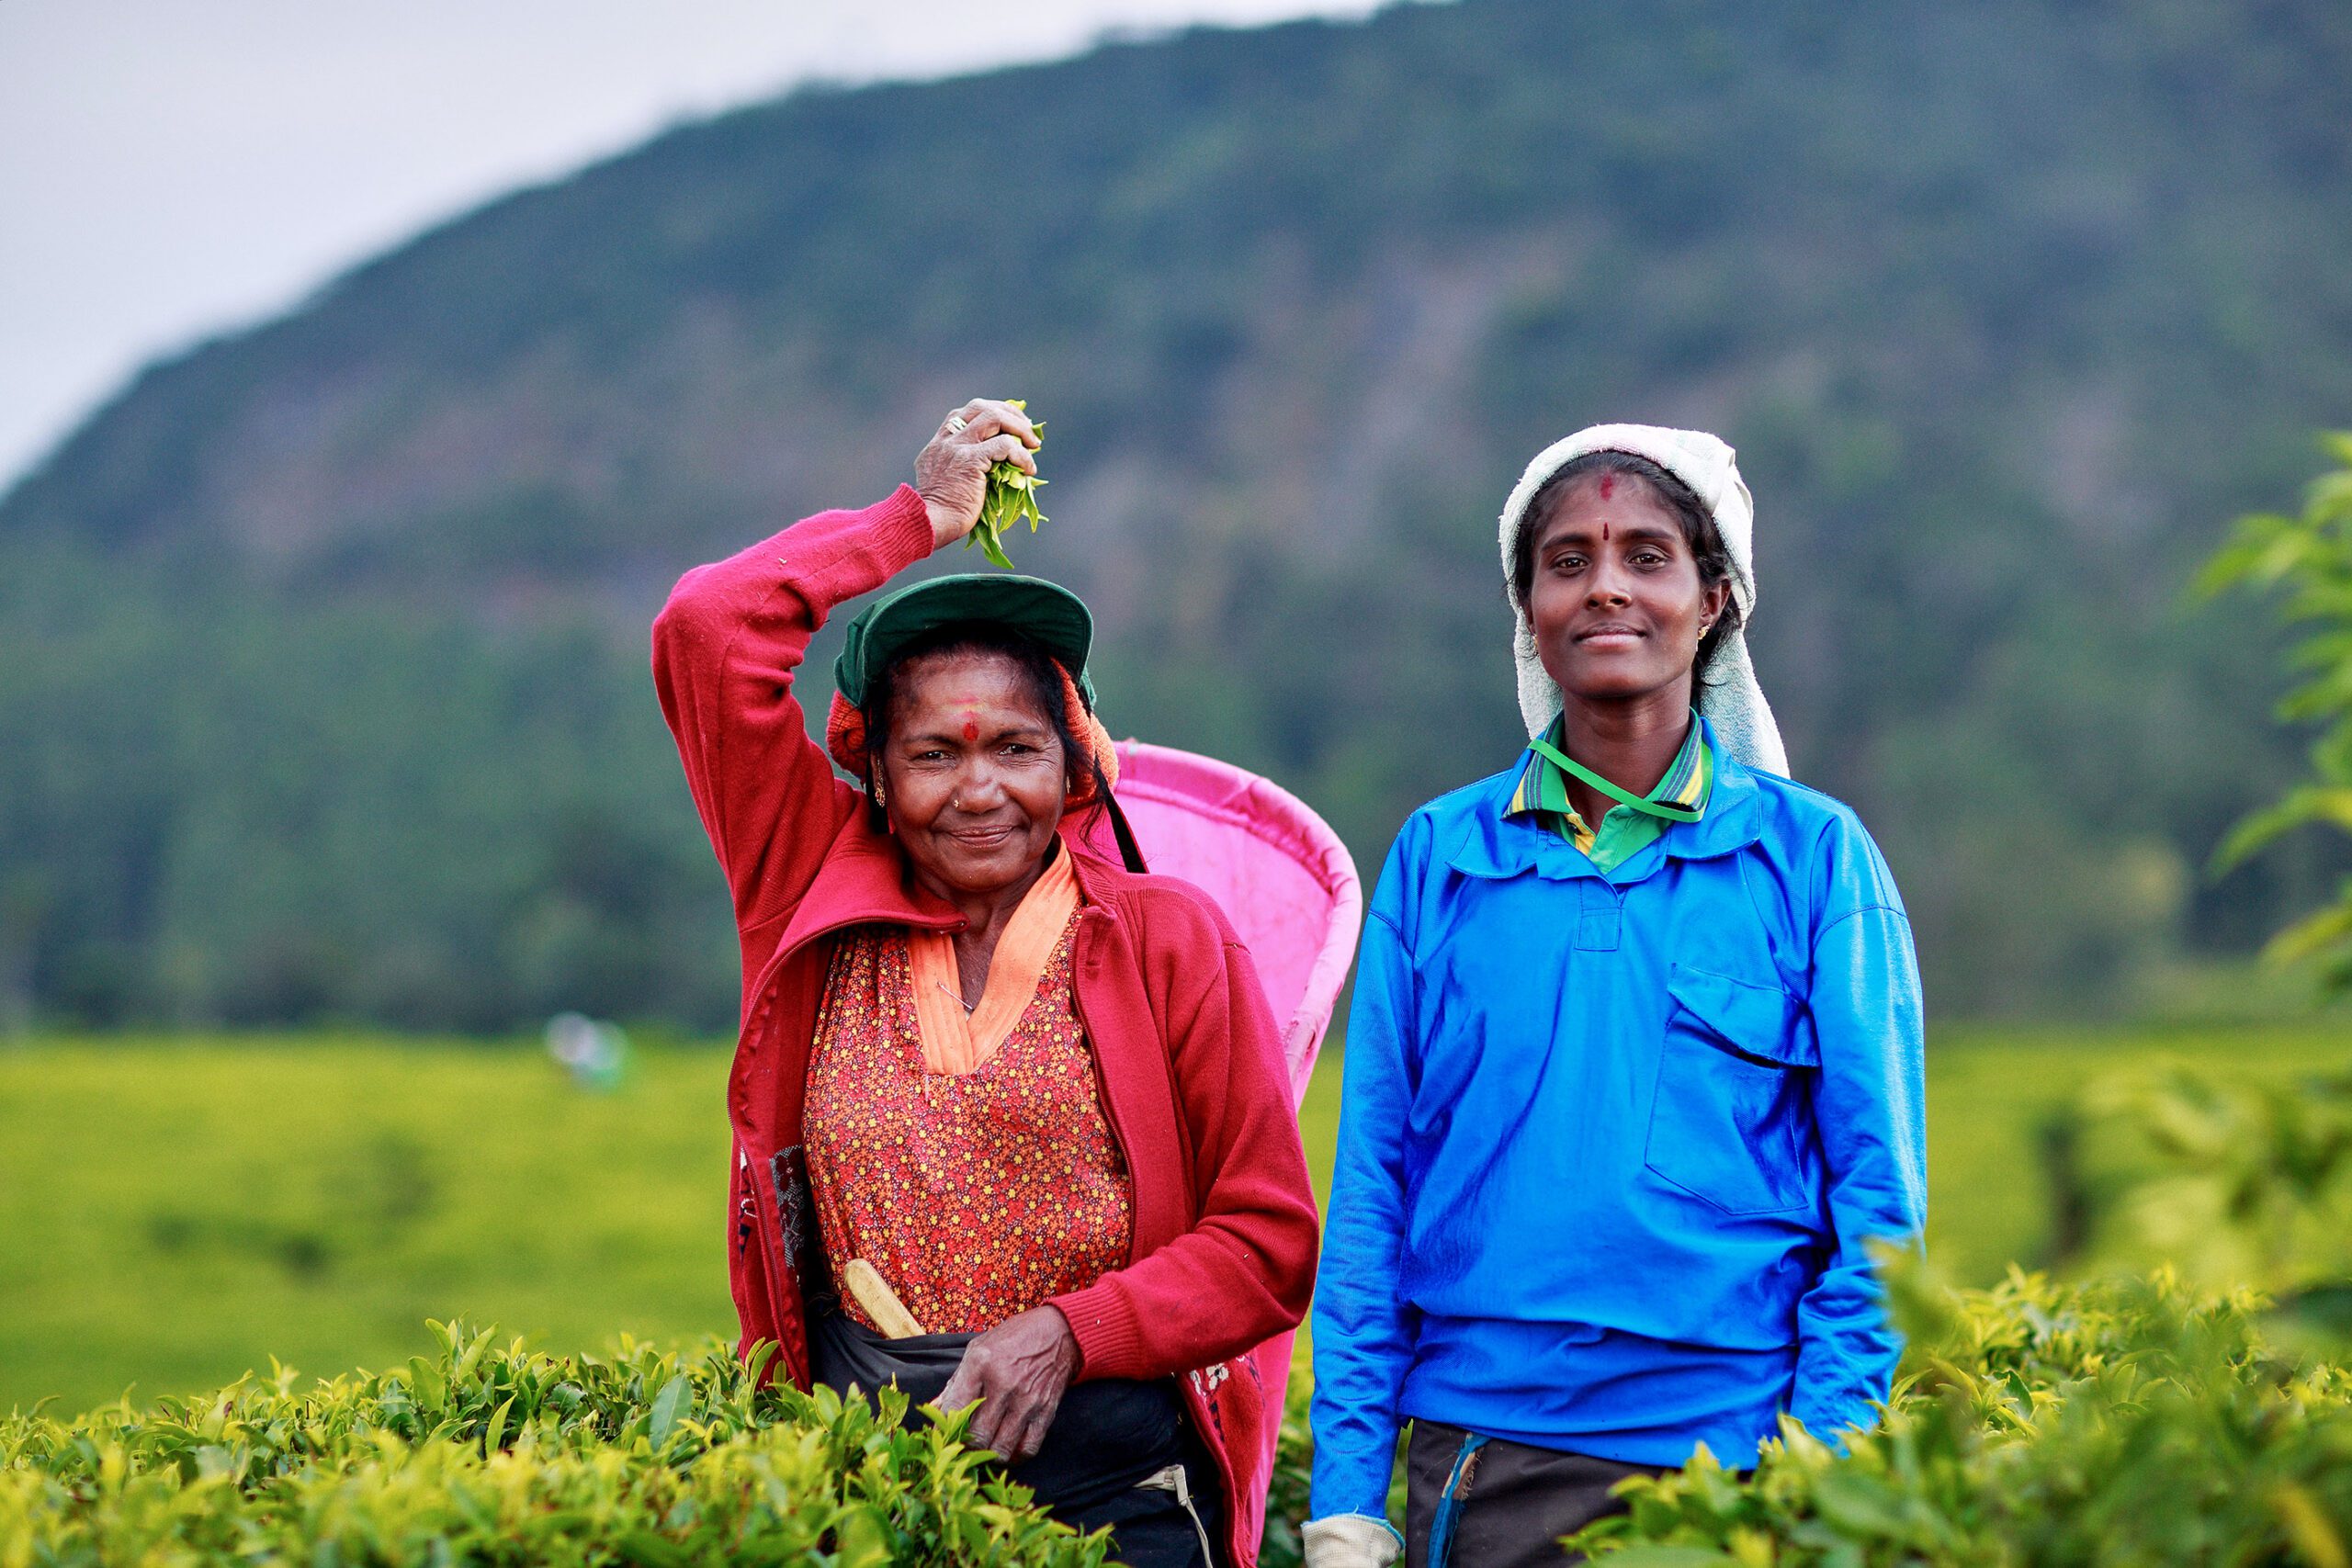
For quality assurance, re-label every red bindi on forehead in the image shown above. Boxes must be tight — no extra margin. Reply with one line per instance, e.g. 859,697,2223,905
962,718,978,741
1598,473,1616,501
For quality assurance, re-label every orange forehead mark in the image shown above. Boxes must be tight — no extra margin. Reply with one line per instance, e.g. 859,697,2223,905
962,718,979,741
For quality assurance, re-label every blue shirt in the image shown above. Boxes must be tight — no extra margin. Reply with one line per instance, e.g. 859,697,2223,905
1308,721,1927,1520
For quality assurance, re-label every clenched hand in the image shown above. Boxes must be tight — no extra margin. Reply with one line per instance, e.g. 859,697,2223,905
915,399,1040,552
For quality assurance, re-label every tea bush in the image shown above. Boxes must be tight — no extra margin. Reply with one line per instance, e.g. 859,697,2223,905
0,1321,1106,1567
1560,1053,2352,1566
13,1055,2352,1564
19,1272,2346,1566
1566,1265,2352,1566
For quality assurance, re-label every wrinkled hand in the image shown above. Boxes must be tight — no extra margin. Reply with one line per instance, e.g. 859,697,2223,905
915,399,1040,551
936,1304,1078,1462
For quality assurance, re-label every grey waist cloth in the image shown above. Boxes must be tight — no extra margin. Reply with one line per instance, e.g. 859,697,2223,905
1404,1421,1664,1568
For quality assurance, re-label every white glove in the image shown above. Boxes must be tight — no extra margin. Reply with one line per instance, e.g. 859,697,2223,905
1303,1513,1403,1568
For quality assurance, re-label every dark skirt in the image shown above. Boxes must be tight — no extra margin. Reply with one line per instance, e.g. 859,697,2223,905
810,1308,1222,1566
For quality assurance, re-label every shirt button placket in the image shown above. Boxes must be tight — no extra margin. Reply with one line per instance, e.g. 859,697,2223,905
1576,877,1623,952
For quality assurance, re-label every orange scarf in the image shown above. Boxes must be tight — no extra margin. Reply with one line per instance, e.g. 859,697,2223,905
906,846,1083,1075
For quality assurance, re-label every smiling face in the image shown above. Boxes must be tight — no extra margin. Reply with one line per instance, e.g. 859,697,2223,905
879,649,1069,902
1524,469,1732,708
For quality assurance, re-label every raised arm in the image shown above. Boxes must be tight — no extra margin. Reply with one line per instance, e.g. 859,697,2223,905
652,491,924,924
650,400,1038,926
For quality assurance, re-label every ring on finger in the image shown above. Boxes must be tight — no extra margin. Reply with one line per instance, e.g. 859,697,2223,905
944,413,968,434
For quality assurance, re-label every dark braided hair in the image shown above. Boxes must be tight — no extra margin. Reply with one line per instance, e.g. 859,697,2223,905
1511,450,1744,680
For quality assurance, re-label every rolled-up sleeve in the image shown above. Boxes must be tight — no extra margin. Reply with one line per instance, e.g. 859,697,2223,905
1790,851,1927,1441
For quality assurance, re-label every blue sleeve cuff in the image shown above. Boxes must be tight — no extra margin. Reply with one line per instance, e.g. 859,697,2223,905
1308,1448,1402,1525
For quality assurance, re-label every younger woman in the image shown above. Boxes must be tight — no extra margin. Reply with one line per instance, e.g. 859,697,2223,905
1306,424,1926,1568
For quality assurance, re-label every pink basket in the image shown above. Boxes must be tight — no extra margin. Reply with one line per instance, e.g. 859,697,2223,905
1102,740,1363,1100
1084,739,1363,1471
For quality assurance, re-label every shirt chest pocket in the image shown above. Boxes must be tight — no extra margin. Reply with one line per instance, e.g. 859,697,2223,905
1644,964,1816,1217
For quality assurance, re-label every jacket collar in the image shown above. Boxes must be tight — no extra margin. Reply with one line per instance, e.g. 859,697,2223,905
1446,716,1765,883
774,812,1121,965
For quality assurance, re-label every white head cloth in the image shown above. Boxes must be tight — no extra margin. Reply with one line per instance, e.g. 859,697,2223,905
1498,422,1790,777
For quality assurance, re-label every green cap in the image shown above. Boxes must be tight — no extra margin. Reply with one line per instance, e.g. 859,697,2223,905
833,573,1096,709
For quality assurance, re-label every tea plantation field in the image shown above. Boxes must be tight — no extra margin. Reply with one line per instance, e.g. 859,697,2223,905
4,1026,2346,1416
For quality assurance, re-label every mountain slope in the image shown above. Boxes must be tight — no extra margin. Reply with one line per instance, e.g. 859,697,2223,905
6,0,2351,1024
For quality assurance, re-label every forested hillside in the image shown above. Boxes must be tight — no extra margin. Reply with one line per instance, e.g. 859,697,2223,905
6,0,2351,1028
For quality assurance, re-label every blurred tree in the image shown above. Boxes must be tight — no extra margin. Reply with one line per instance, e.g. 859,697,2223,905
2203,434,2352,990
9,0,2352,1025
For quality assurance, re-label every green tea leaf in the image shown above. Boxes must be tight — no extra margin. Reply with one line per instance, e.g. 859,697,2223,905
483,1393,514,1455
965,407,1047,569
834,1503,894,1568
646,1374,689,1449
616,1528,688,1567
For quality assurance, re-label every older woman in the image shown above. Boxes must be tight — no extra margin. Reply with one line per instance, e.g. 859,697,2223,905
1306,425,1927,1568
653,400,1318,1568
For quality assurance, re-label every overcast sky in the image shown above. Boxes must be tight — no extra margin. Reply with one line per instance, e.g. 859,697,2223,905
0,1,1401,492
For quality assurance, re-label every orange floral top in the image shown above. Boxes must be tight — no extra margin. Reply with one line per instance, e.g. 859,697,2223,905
803,908,1134,1336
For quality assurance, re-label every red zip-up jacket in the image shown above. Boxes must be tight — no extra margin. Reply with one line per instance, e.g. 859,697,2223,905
651,485,1320,1565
